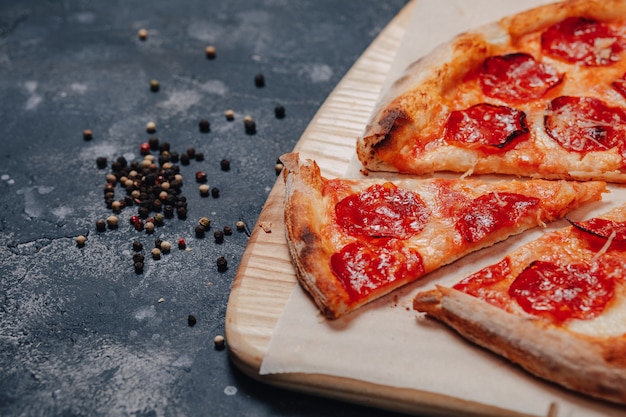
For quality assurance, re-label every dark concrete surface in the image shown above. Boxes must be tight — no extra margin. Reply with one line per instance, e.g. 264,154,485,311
0,1,413,416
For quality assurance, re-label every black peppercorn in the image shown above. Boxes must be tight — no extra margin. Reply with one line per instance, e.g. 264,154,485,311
134,262,144,274
211,187,220,198
176,206,187,219
83,129,93,141
216,256,228,272
150,79,160,92
96,157,108,169
148,137,159,150
132,241,143,252
169,152,179,163
133,253,145,263
180,153,190,166
154,239,162,249
198,119,210,133
138,206,150,219
223,226,233,236
214,230,224,243
275,104,285,119
244,117,256,135
195,152,204,162
158,142,170,153
195,225,205,238
254,73,265,87
188,315,197,326
164,205,174,218
220,159,230,171
96,219,106,232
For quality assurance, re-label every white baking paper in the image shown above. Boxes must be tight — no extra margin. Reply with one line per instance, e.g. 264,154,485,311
259,1,626,416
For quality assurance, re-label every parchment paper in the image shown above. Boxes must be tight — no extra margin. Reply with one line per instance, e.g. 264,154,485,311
259,1,626,416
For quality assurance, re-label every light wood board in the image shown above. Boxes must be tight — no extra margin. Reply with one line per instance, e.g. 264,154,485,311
224,2,548,416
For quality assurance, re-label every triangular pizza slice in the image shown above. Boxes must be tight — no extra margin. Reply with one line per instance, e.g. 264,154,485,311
413,203,626,404
281,152,606,319
357,0,626,182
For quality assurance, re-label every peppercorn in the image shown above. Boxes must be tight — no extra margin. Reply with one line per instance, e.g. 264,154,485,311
133,253,145,263
274,104,286,119
195,225,205,238
198,119,210,133
111,201,122,213
83,129,93,141
151,248,161,260
140,142,151,155
254,73,265,87
214,230,224,243
164,205,174,218
205,45,216,59
195,171,207,183
132,241,143,252
138,28,148,40
76,235,86,247
199,217,211,230
236,220,245,231
96,157,107,169
160,240,171,253
244,116,256,134
180,153,190,166
154,213,164,226
177,237,186,249
150,79,160,92
223,226,233,236
211,187,220,198
224,109,234,121
195,152,204,162
188,315,197,326
96,219,106,232
199,184,210,197
146,121,156,133
158,141,170,152
106,215,119,229
169,151,179,163
154,239,162,249
216,256,228,272
138,206,150,219
275,162,284,175
176,206,187,219
220,159,230,171
134,262,144,274
214,334,225,350
145,221,155,234
134,220,144,231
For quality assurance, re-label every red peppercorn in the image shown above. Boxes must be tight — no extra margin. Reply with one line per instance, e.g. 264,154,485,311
130,215,140,225
177,237,186,249
140,142,151,155
195,171,207,183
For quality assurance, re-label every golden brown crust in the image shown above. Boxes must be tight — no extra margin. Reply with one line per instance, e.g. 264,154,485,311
414,203,626,404
358,0,626,181
281,152,606,319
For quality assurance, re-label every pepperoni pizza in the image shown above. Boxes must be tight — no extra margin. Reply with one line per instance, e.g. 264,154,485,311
357,0,626,182
280,153,606,319
413,204,626,404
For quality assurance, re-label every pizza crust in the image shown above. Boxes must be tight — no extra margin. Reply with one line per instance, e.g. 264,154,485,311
414,287,626,404
358,0,626,181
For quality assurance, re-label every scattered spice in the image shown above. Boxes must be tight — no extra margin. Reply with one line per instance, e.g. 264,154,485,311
275,162,284,175
76,235,86,247
211,187,219,198
150,79,160,92
188,315,197,326
205,45,216,59
213,230,224,243
146,121,156,133
220,159,230,171
199,217,211,230
213,334,225,350
177,237,186,249
145,221,155,234
216,256,228,272
198,119,210,133
138,28,148,40
134,262,144,274
106,215,119,229
151,248,161,260
195,225,206,238
194,152,204,162
195,171,207,183
243,116,256,135
254,73,265,87
223,226,233,236
158,297,165,303
224,109,234,121
83,129,93,141
111,201,122,213
148,137,159,150
96,219,106,232
96,157,107,169
199,184,210,197
160,240,171,253
235,220,245,232
274,104,285,119
133,253,145,263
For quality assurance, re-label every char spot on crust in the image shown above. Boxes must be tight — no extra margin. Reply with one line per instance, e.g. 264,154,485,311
378,108,409,135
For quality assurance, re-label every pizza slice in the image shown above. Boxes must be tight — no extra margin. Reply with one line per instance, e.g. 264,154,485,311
357,0,626,182
281,152,606,319
413,203,626,405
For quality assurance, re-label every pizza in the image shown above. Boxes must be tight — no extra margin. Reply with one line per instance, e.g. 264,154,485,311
357,0,626,182
413,203,626,404
280,152,606,319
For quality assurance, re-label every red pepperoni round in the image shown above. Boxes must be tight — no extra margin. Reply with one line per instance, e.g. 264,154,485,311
453,258,511,309
444,103,528,151
545,96,626,152
570,217,626,242
330,238,425,301
509,260,615,323
335,183,430,239
541,16,623,66
455,192,540,243
479,53,563,102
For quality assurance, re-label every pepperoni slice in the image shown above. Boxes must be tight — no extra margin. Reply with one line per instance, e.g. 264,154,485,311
612,72,626,99
335,183,430,239
509,260,615,323
545,96,626,152
453,258,511,309
455,192,540,243
479,53,563,102
330,238,425,301
541,16,623,66
444,103,528,151
569,217,626,242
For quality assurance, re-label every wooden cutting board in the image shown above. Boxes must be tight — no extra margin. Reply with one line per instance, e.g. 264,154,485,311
224,2,547,416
